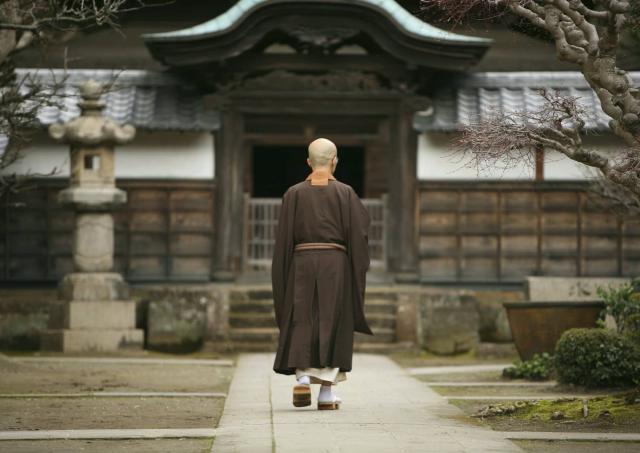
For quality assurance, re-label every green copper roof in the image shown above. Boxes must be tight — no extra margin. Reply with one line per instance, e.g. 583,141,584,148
143,0,489,45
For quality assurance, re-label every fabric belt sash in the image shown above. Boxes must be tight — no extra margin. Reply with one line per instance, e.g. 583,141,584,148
294,242,347,252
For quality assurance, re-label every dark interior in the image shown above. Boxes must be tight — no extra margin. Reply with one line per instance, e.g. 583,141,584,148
252,145,365,198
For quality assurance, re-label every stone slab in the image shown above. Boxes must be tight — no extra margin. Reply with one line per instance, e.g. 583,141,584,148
212,353,523,453
444,396,593,401
147,298,206,352
428,382,556,387
0,428,215,441
419,294,480,354
48,301,136,329
40,328,143,352
408,364,510,376
58,273,129,302
525,277,630,301
15,357,233,366
0,392,226,398
501,432,640,441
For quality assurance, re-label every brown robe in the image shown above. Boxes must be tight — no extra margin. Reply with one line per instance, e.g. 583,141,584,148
272,170,372,376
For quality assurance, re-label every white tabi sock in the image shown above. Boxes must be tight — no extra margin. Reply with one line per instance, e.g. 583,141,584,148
318,383,333,402
297,375,310,386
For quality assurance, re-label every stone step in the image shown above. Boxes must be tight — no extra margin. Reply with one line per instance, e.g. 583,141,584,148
355,328,395,344
229,301,274,314
229,326,395,344
228,312,395,329
354,341,415,354
364,313,396,329
229,327,280,343
229,313,277,328
363,302,397,315
229,290,272,303
230,299,396,315
226,341,278,352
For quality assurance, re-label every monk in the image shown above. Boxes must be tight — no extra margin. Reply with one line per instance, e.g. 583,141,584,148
272,137,372,411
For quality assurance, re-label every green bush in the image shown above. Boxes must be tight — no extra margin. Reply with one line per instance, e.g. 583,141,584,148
554,328,640,388
626,314,640,346
503,353,554,381
597,278,640,337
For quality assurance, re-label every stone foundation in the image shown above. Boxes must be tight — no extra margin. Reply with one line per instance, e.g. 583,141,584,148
0,283,526,354
42,273,143,352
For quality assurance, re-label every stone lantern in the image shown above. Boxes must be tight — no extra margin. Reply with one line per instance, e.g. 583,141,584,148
41,80,143,352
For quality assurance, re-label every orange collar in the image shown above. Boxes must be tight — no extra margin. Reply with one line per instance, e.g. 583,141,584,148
305,169,336,186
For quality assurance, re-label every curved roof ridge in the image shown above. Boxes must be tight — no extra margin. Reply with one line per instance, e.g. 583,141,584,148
142,0,489,45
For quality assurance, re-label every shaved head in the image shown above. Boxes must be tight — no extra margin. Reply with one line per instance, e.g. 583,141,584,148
308,138,337,169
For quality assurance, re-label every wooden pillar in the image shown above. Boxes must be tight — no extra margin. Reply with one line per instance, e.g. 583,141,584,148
212,107,245,281
388,99,419,282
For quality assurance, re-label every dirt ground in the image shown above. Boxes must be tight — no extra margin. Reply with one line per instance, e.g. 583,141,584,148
0,353,234,452
1,397,224,430
0,439,212,453
0,361,232,394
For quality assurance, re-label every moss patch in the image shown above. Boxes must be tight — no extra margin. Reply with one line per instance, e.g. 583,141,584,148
510,394,640,424
458,392,640,433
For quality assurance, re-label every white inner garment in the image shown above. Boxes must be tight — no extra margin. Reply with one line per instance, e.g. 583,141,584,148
295,367,347,385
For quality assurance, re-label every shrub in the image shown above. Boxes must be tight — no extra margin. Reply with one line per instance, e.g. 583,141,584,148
555,328,640,388
597,278,640,337
503,353,554,381
626,314,640,346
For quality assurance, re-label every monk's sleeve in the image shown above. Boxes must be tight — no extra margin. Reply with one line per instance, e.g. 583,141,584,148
271,189,295,331
348,188,373,335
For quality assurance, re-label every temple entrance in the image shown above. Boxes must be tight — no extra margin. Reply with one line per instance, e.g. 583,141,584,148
245,142,385,273
251,145,365,197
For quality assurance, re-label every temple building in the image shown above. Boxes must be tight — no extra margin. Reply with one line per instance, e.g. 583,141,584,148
2,0,639,287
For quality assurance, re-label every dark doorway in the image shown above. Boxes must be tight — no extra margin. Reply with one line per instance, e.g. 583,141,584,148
252,145,365,197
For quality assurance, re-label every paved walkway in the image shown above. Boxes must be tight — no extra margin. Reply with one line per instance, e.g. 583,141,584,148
14,357,233,366
212,353,523,452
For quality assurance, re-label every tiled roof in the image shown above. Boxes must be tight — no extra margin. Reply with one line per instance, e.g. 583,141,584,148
15,69,635,135
16,68,220,131
414,71,640,132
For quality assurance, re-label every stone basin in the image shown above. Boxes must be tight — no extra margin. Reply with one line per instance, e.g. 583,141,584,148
503,300,604,361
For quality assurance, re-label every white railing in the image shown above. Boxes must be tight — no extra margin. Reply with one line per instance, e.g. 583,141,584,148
244,194,387,271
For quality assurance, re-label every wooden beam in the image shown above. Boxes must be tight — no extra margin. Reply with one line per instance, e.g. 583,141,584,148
388,100,419,282
212,107,245,281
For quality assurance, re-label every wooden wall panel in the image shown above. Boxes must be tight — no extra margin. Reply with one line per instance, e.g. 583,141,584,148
419,182,639,283
0,180,216,283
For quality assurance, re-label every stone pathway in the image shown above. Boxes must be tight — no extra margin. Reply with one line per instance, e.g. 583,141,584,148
444,396,594,401
212,353,524,452
0,391,226,398
13,357,233,366
408,364,510,376
429,382,556,387
501,432,640,441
